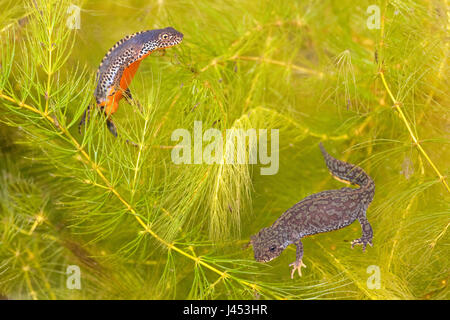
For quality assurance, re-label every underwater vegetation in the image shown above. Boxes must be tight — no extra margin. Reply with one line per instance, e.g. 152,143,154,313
0,0,448,299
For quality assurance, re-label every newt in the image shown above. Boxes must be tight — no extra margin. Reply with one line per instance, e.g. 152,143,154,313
248,143,375,278
79,27,183,136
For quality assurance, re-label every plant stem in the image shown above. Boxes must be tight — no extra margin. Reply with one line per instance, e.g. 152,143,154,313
378,5,449,194
201,55,323,77
0,92,282,299
379,72,449,194
232,55,324,77
44,26,52,115
315,242,377,300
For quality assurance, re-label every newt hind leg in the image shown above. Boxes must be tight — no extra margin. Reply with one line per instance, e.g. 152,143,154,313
351,215,373,251
78,103,118,138
80,100,139,146
105,113,138,147
106,118,118,137
78,105,93,134
123,88,143,112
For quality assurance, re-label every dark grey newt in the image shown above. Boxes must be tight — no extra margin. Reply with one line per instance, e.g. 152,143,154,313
248,143,375,278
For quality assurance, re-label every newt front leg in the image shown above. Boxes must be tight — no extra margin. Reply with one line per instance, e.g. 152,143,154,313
289,239,307,279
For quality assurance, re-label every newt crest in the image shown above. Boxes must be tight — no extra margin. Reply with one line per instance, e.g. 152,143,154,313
249,143,375,278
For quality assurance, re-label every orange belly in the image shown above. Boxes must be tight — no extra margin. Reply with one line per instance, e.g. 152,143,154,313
103,92,122,116
99,53,152,116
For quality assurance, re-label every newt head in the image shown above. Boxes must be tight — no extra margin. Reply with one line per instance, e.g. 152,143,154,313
154,26,183,48
139,27,183,56
249,227,286,263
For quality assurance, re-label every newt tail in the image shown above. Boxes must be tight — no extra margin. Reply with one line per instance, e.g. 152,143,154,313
319,142,375,203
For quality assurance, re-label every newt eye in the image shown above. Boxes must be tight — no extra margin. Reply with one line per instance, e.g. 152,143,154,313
161,33,169,40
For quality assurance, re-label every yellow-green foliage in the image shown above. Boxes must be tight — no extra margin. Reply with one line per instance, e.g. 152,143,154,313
0,0,448,299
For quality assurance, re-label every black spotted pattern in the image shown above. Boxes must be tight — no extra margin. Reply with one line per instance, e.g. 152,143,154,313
94,27,183,105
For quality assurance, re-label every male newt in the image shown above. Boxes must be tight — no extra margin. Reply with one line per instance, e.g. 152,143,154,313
79,27,183,136
248,143,375,278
